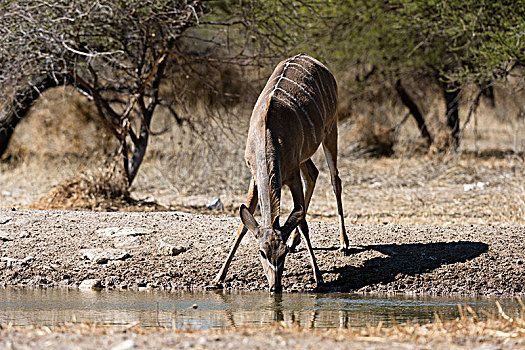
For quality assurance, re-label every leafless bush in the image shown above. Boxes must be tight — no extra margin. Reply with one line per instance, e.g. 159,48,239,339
1,0,322,192
344,116,395,157
0,0,204,186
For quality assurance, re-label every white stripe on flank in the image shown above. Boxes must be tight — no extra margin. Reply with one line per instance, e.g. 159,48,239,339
272,94,296,111
275,87,317,144
287,64,328,118
287,62,309,74
270,53,305,96
281,76,324,124
296,56,336,113
297,57,330,107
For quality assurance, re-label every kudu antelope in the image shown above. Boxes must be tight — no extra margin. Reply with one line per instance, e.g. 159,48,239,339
214,53,349,292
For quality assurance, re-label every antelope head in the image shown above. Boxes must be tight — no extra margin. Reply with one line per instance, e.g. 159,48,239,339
239,204,303,293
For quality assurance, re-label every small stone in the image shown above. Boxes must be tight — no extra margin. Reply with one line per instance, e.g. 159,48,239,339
158,240,186,256
0,216,12,224
81,248,130,264
96,227,149,238
192,304,198,309
111,339,136,350
206,197,224,211
0,230,13,242
79,279,103,290
1,256,33,267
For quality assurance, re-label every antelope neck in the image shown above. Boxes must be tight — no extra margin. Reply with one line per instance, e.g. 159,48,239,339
255,135,282,228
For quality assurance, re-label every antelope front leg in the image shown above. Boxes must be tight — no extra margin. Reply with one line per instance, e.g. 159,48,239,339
288,159,319,252
213,179,258,284
289,174,323,284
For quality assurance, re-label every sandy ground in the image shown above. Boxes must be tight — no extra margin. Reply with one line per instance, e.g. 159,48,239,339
0,207,523,295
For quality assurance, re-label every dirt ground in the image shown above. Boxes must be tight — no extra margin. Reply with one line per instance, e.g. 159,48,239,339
1,110,524,295
0,206,523,295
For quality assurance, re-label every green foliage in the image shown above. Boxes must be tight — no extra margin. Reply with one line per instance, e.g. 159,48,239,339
217,0,524,87
326,0,525,85
396,0,524,84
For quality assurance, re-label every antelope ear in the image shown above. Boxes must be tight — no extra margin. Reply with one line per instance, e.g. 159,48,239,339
281,206,304,237
240,204,259,233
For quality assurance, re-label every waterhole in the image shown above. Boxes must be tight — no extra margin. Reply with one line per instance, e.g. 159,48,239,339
0,288,521,329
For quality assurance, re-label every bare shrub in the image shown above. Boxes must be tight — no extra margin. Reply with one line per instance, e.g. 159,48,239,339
344,116,394,157
28,166,164,212
7,87,115,157
0,0,205,186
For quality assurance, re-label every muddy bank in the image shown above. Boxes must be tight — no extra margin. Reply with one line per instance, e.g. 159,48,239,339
0,208,523,295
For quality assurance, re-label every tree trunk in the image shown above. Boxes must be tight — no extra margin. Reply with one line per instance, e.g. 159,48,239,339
0,75,70,157
441,82,461,151
481,84,495,108
395,79,433,147
124,48,170,187
126,121,150,186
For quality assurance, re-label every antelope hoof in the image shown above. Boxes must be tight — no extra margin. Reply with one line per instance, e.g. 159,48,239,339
287,245,299,254
208,278,224,289
339,246,351,256
315,275,324,285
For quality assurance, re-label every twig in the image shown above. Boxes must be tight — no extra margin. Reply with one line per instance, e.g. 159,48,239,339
496,301,525,329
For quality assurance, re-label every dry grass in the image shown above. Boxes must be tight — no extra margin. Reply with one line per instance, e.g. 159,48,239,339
26,166,167,212
1,81,524,225
343,115,395,157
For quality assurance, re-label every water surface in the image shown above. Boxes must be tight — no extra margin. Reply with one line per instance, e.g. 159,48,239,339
0,288,521,328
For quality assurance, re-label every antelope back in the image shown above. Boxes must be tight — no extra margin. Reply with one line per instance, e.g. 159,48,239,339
249,53,338,153
246,54,338,227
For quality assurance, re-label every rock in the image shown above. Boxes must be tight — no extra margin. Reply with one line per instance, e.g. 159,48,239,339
369,181,382,188
463,182,489,191
0,230,13,242
206,197,224,211
96,227,149,248
111,339,136,350
81,248,130,264
158,240,187,256
1,256,33,267
0,216,12,224
113,236,141,249
79,279,103,290
96,227,150,238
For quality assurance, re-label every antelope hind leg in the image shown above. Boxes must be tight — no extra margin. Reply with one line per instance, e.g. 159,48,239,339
322,126,350,254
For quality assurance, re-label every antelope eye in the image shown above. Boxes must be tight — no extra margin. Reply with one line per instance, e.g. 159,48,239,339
259,250,267,260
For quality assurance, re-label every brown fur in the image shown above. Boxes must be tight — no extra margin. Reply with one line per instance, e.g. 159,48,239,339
214,54,350,291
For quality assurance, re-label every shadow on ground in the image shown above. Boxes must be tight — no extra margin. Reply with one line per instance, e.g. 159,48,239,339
315,241,489,292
